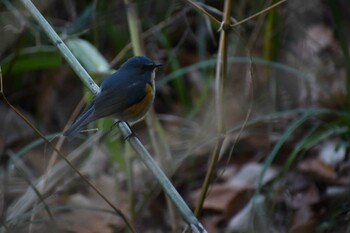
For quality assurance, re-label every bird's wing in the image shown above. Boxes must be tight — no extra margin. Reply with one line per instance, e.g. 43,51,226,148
88,81,147,121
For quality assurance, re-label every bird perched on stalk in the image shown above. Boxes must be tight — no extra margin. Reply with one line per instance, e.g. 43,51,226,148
64,56,162,137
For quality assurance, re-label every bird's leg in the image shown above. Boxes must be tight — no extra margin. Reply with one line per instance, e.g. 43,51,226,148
113,120,137,140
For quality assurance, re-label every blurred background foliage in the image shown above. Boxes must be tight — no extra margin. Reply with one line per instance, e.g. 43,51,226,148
2,0,350,232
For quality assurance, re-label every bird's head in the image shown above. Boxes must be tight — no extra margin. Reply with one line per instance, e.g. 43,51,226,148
121,56,162,73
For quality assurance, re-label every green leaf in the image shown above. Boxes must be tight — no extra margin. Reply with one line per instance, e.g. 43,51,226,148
1,46,61,74
66,38,112,75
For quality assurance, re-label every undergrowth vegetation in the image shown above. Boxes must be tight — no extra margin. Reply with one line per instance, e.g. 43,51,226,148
1,0,350,232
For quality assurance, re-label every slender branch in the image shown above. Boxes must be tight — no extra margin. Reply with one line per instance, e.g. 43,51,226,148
231,0,286,28
19,0,207,232
118,122,206,233
20,0,100,95
194,0,232,217
184,0,221,26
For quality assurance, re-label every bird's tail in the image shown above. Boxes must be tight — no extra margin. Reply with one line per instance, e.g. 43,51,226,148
63,107,94,138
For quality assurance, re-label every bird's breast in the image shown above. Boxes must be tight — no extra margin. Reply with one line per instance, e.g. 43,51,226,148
121,82,155,122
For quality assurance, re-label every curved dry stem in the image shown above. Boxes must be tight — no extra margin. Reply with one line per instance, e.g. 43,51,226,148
194,0,232,217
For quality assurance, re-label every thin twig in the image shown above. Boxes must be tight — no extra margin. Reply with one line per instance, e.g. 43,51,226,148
184,0,221,26
231,0,287,28
194,0,232,217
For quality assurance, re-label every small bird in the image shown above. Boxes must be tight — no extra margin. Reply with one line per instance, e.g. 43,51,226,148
64,56,162,137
